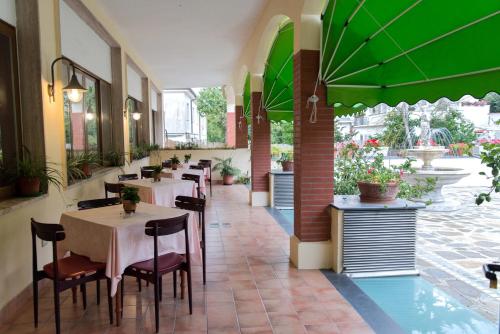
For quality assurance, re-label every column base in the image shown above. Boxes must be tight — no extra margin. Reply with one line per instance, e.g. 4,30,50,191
249,191,269,207
290,235,332,269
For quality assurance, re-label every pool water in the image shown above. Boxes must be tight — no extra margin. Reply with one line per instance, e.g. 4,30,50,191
354,276,498,334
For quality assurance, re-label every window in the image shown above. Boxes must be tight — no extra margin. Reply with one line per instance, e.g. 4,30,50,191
128,97,139,148
0,20,20,186
63,65,101,158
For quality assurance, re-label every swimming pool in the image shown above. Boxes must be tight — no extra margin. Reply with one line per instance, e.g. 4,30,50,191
354,276,498,334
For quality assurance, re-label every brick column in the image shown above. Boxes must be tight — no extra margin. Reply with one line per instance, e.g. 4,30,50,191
250,92,271,206
291,49,334,269
235,105,248,148
226,112,236,147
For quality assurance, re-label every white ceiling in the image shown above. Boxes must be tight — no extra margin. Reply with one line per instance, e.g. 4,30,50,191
97,0,268,89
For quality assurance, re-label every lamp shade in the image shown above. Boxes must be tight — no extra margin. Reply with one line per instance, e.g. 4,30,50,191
132,111,142,120
64,72,87,103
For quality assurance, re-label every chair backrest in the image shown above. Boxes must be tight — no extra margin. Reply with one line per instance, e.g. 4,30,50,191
199,159,211,165
77,197,121,210
141,167,155,179
181,173,200,185
189,165,204,170
105,182,124,198
162,160,172,168
118,173,138,181
175,196,205,213
31,218,65,280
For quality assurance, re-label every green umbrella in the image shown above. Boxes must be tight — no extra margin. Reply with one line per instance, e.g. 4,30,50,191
243,73,251,122
321,0,500,116
262,21,294,122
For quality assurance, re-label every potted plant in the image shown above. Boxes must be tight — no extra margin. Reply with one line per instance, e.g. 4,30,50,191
78,151,100,178
122,186,140,213
277,152,293,172
171,155,180,170
151,165,163,182
475,142,500,205
104,150,126,167
212,157,240,185
184,153,192,164
17,151,62,197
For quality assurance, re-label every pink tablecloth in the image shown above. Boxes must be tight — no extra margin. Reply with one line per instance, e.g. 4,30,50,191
60,203,201,295
161,167,206,195
121,178,195,207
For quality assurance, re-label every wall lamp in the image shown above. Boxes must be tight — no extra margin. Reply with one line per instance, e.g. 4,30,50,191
48,56,87,103
123,96,142,121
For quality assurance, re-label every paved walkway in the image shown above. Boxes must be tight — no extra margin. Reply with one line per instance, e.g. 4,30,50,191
2,185,373,334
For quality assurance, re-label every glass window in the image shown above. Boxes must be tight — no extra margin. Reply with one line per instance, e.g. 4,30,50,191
63,66,100,157
128,97,139,149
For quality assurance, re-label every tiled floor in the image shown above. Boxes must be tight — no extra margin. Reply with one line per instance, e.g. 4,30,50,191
2,185,373,334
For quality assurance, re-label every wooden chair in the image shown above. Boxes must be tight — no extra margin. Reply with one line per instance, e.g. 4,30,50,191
77,197,121,210
198,160,212,196
189,165,204,170
181,173,202,199
162,160,172,169
118,173,138,181
175,196,206,285
104,182,124,198
141,166,155,179
31,219,113,334
121,214,192,333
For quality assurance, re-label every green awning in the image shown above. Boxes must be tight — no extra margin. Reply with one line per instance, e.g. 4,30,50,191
243,73,251,122
263,22,294,122
321,0,500,116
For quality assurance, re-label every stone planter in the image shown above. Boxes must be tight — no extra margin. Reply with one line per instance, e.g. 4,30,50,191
357,181,399,203
122,200,137,213
17,177,41,197
223,175,234,185
281,161,294,172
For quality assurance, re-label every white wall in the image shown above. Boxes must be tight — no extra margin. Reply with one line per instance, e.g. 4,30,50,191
60,0,112,82
150,88,158,110
127,64,142,101
0,0,15,26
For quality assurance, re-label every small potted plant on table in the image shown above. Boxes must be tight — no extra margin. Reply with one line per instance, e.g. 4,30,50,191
122,186,140,213
277,152,293,172
171,155,180,170
184,154,192,164
151,165,163,182
212,157,240,185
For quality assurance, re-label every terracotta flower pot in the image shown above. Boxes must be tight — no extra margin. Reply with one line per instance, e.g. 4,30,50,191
17,177,41,197
172,164,178,170
152,172,161,182
357,181,399,203
281,161,294,172
81,163,92,178
223,175,234,185
122,200,137,213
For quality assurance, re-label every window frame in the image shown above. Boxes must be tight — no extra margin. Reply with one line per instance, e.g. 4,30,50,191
127,96,140,149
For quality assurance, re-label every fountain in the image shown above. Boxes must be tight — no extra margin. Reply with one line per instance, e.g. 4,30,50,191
405,113,470,211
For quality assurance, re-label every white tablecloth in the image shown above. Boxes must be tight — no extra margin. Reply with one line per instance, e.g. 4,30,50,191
161,167,206,195
60,203,201,296
121,178,195,207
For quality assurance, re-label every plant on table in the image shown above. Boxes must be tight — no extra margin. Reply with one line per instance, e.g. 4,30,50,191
475,142,500,205
212,157,240,185
170,155,181,170
122,186,140,213
151,165,163,182
17,149,62,196
184,154,192,164
277,152,294,172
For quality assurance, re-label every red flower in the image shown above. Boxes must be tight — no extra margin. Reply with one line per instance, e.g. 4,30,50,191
367,167,374,174
365,139,380,147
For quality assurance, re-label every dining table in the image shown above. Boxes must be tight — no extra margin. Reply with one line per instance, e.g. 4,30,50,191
59,202,201,326
161,166,206,195
121,178,196,207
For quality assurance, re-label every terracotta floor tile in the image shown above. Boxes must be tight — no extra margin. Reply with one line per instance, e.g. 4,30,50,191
237,312,270,328
240,326,274,334
233,289,261,301
272,324,307,334
235,300,266,314
304,324,341,334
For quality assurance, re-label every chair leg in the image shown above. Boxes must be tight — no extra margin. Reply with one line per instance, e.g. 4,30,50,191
154,276,160,333
81,283,87,310
159,276,163,302
96,279,101,305
71,285,77,304
106,278,113,324
186,269,192,314
120,277,124,316
53,281,61,334
137,276,141,292
202,210,206,285
33,278,38,327
173,271,177,298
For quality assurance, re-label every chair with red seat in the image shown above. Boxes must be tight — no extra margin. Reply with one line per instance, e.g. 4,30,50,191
121,214,192,333
31,219,113,334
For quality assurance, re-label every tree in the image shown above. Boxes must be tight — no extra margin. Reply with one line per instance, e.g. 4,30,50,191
196,87,227,143
484,92,500,113
430,109,476,144
380,109,419,148
271,121,293,145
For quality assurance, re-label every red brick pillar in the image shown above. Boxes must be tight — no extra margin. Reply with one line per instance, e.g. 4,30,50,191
291,50,334,268
235,105,248,148
226,112,236,147
250,91,271,206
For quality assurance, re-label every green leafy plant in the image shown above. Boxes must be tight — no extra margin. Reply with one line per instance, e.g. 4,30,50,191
476,142,500,205
170,155,180,165
237,172,250,185
449,142,472,156
184,154,192,163
175,141,199,150
122,186,140,203
66,151,100,182
212,157,240,177
277,152,293,163
104,150,125,167
196,87,227,143
18,149,62,192
66,155,87,182
151,165,163,174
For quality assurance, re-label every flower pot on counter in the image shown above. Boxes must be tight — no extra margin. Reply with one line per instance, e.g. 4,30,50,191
172,164,178,170
122,200,137,213
223,175,234,185
281,161,294,172
357,181,399,203
17,177,41,197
